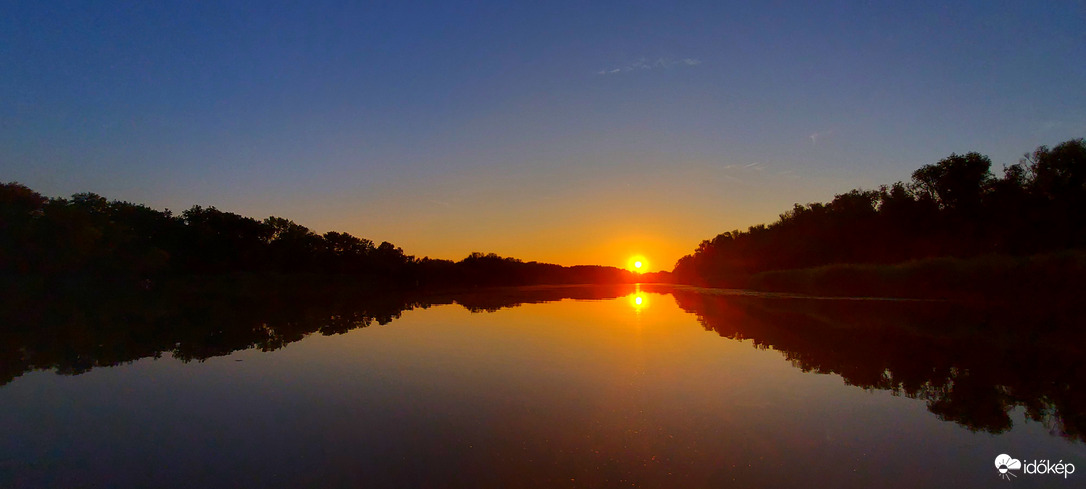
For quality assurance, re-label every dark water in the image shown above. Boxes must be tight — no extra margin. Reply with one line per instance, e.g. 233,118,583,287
1,284,1083,488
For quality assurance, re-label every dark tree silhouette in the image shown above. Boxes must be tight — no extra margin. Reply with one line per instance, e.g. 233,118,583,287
0,184,637,291
910,152,993,213
674,138,1086,289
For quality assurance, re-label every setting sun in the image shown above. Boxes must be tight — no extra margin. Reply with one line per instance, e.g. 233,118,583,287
634,261,642,269
628,256,649,273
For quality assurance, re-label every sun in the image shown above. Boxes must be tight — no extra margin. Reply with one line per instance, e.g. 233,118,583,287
627,256,648,273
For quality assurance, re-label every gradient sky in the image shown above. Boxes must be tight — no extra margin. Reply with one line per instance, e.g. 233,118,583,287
3,1,1084,270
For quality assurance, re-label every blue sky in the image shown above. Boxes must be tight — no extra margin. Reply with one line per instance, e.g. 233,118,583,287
3,1,1084,267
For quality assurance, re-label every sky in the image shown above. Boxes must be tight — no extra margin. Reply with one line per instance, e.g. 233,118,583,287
2,1,1084,270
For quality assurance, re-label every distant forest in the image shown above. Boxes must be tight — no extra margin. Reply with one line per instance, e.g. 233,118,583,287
3,138,1083,295
674,138,1086,290
0,183,634,289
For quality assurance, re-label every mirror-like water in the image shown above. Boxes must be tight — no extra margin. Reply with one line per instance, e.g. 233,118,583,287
1,284,1083,488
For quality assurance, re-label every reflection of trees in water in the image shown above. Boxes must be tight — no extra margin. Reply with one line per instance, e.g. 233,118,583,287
0,281,417,384
0,282,636,386
3,283,1082,443
668,288,1086,443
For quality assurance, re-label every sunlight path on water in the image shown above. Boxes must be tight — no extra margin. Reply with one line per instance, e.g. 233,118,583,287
0,289,1081,488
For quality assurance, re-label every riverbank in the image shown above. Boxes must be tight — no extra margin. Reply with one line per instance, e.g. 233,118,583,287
737,250,1086,302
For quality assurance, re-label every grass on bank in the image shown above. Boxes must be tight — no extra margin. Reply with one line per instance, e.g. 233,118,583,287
745,250,1086,302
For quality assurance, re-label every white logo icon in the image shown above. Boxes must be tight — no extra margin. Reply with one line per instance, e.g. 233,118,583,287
995,454,1022,480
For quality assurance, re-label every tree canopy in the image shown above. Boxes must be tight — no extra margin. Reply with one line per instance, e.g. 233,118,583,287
674,138,1086,286
0,184,634,288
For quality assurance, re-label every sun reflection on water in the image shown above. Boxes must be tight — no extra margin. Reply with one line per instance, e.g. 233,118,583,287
629,285,649,313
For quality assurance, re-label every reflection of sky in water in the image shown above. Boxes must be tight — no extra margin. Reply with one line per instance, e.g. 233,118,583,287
0,293,1082,488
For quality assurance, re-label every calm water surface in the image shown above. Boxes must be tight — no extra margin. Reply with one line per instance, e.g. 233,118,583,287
1,285,1082,488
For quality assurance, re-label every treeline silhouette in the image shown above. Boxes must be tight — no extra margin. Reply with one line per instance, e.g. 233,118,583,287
660,286,1086,443
0,183,635,289
673,138,1086,291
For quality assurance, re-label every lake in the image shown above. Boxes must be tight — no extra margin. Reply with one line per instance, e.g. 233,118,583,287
1,284,1082,488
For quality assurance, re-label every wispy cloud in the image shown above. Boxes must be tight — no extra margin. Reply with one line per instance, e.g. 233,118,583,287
808,130,834,144
716,161,772,186
597,57,702,75
722,162,765,171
